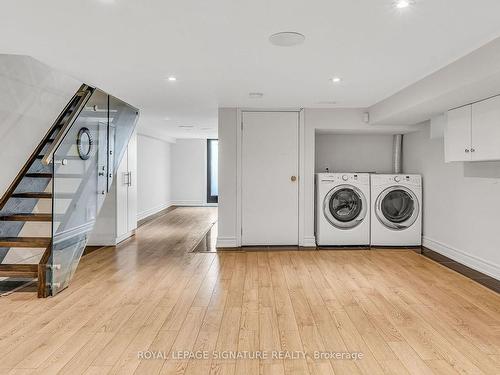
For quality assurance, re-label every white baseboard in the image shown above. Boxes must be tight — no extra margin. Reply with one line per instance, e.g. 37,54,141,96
302,236,317,248
117,230,135,244
216,236,237,248
423,236,500,280
137,202,172,221
87,233,117,247
87,230,135,247
171,200,206,206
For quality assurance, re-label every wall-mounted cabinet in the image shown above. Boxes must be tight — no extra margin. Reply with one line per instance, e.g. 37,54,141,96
445,95,500,162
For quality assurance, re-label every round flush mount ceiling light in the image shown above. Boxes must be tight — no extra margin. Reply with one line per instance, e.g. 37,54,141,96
394,0,414,9
330,77,342,84
167,76,177,82
269,32,305,47
249,92,264,98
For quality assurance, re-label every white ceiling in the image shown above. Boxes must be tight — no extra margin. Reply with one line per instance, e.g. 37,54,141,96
1,0,500,138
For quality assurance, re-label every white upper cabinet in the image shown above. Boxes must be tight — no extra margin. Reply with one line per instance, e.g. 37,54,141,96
445,95,500,162
471,95,500,161
445,104,472,162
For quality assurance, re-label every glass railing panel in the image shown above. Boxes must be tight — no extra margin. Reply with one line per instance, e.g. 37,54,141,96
50,89,108,294
108,96,139,190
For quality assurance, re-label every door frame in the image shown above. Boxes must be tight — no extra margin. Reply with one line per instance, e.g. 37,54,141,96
236,109,305,247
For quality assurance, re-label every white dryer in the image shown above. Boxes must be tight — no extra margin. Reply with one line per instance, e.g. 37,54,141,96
316,173,370,246
370,174,422,246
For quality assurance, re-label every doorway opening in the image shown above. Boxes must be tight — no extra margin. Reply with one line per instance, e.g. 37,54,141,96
207,139,218,204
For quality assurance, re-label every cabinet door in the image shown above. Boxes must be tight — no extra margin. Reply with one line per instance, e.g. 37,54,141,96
471,95,500,161
116,147,129,239
445,105,472,162
126,131,137,232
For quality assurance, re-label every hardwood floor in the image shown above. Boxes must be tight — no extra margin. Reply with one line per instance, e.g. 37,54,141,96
0,207,499,374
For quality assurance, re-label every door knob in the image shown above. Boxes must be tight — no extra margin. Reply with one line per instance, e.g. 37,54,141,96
291,176,297,182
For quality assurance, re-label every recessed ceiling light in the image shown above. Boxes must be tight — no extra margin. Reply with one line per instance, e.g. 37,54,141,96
394,0,414,9
330,77,342,83
167,76,177,82
269,32,305,47
249,92,264,98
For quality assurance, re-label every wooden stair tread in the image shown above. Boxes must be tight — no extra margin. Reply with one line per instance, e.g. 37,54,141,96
25,173,53,178
0,264,38,278
0,237,51,248
36,155,83,161
11,192,52,199
0,213,52,222
25,173,83,179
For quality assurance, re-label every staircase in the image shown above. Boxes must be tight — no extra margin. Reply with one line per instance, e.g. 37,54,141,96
0,84,138,297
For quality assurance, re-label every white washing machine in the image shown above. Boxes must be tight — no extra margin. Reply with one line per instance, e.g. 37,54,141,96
316,173,371,246
370,174,422,246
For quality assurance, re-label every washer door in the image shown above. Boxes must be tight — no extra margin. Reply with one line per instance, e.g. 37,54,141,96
323,185,367,229
376,186,419,230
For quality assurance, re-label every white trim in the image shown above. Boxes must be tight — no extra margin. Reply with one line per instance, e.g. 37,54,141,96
423,236,500,280
86,233,117,247
302,236,317,248
170,200,206,206
137,201,172,221
216,236,237,248
298,109,305,246
117,230,135,244
236,109,242,247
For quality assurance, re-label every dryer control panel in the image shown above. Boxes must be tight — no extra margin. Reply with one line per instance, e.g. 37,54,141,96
371,174,421,187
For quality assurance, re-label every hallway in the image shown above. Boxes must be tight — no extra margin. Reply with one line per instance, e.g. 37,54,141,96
0,207,498,374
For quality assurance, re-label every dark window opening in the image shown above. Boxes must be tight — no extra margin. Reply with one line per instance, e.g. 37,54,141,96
207,139,218,203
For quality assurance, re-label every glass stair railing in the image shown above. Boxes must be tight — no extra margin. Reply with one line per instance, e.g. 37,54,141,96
0,84,139,297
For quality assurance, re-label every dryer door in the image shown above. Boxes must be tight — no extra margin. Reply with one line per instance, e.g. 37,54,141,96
376,186,419,230
323,185,367,229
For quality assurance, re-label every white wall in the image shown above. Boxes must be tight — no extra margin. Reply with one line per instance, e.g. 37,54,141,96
315,133,394,174
404,123,500,279
137,134,172,220
0,54,81,199
171,139,207,206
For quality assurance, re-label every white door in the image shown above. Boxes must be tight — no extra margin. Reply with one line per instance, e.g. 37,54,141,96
241,111,299,245
445,105,472,162
472,95,500,161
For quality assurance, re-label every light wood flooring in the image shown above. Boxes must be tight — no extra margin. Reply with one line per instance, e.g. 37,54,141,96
0,207,499,374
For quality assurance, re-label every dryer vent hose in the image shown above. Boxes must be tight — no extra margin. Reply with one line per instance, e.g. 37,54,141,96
393,134,403,174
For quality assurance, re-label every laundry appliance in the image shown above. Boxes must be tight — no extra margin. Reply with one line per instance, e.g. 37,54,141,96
316,173,371,246
370,174,422,246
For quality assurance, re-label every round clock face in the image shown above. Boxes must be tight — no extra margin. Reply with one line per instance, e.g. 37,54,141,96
77,127,93,160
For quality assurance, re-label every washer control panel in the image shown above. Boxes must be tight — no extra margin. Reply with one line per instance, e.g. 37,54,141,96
319,173,369,185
